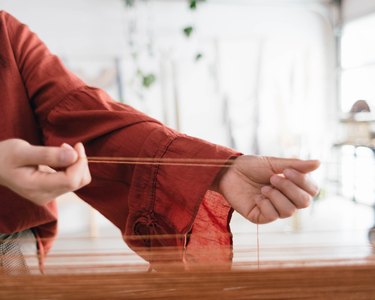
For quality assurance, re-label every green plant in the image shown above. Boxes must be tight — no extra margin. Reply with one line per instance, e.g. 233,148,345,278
122,0,206,91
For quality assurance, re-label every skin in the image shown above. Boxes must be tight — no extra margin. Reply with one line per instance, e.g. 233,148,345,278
0,139,319,224
214,155,320,224
0,139,91,206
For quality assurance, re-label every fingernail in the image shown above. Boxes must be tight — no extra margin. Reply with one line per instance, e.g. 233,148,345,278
283,169,294,178
61,143,74,150
60,148,77,164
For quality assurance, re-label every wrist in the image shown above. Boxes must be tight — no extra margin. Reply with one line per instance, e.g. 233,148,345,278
209,156,238,193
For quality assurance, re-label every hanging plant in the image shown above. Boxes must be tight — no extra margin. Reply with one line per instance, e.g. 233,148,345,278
122,0,206,93
123,0,206,10
184,0,207,61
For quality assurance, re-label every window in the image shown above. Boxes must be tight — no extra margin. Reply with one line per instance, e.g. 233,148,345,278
341,13,375,112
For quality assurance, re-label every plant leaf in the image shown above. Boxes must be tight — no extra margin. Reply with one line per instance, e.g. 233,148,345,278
189,0,197,10
183,26,194,38
123,0,135,7
142,73,156,88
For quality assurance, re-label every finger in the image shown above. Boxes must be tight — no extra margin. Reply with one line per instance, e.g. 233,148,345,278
283,169,319,196
270,174,312,208
38,165,56,174
73,143,92,186
249,195,279,224
265,157,320,174
247,204,261,224
19,143,78,167
81,157,92,186
64,143,90,187
30,171,83,197
31,143,90,196
261,186,297,218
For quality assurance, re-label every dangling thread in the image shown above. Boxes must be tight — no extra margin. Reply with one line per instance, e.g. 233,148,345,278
257,214,260,270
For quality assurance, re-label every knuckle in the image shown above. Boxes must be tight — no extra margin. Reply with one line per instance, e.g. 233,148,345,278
9,138,28,148
12,145,26,159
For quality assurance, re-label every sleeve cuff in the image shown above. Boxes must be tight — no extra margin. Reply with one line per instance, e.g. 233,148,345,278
124,132,240,267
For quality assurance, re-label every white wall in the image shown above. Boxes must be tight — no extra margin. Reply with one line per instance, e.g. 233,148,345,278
343,0,375,22
0,0,125,57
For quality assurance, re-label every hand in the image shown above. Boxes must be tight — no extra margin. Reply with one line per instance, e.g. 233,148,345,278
0,139,91,205
215,155,320,224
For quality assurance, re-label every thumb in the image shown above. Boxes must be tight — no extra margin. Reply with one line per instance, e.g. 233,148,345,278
19,143,78,167
266,157,320,174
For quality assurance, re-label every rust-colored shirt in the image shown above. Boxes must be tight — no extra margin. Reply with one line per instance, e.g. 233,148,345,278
0,11,238,267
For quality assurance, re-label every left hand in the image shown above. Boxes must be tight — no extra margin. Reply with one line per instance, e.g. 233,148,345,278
0,139,91,205
214,155,320,224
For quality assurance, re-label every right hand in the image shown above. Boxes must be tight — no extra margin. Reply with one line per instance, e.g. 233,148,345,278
0,139,91,205
213,155,320,224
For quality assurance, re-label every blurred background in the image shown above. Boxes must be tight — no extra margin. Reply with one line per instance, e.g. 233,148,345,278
2,0,375,266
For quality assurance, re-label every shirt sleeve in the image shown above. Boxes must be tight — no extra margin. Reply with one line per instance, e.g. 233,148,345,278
5,11,240,267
